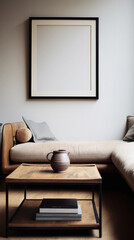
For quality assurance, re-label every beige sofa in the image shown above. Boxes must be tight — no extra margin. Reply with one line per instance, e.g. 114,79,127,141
1,116,134,192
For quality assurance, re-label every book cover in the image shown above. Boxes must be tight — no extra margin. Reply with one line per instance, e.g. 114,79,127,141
36,204,81,217
36,204,82,221
39,198,78,213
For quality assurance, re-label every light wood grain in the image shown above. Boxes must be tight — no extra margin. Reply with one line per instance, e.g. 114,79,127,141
6,164,102,183
9,199,99,228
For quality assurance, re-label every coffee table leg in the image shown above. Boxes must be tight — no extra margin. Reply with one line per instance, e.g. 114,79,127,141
24,184,27,199
99,183,102,238
6,183,9,238
92,185,94,200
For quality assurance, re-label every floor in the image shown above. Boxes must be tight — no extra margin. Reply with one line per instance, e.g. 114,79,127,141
0,174,134,240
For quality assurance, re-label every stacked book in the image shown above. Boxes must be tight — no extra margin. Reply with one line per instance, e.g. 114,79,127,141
35,198,82,221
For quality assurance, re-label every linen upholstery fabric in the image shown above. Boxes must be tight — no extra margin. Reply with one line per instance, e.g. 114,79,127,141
22,117,56,142
112,142,134,192
10,140,123,164
123,124,134,141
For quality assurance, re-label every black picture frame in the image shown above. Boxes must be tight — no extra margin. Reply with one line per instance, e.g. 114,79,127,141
29,17,99,99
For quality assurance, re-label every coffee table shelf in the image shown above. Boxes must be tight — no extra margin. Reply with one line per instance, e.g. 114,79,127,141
9,199,99,228
6,165,102,237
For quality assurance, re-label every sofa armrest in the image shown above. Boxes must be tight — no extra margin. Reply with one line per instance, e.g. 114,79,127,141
1,122,24,174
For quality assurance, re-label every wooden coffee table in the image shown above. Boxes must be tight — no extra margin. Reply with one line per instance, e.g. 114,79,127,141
5,164,102,238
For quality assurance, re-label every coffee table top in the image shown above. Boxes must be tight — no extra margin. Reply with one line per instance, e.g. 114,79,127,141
6,164,102,183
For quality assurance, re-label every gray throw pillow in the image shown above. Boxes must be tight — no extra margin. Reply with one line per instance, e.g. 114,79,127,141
22,117,57,142
123,124,134,141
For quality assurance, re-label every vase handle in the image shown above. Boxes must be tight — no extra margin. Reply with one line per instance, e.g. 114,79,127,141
46,152,53,162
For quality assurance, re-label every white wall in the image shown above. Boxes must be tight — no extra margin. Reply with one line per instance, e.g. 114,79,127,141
0,0,134,141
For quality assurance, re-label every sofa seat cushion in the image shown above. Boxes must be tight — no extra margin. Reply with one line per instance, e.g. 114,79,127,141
112,142,134,192
10,140,123,164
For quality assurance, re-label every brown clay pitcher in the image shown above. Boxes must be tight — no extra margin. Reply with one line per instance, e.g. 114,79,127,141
46,149,70,172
